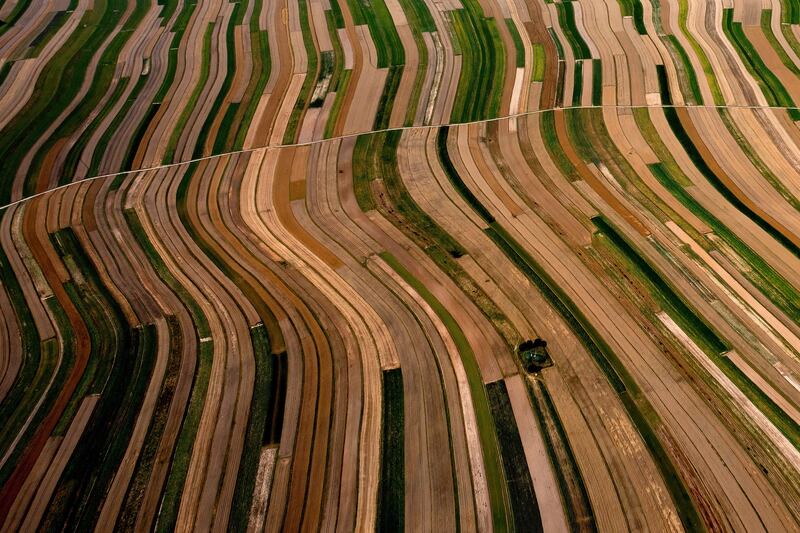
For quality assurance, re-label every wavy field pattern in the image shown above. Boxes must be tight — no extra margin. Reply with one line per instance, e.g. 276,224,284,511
2,0,800,531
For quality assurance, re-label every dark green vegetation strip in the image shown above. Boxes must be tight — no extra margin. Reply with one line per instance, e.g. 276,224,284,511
591,59,602,106
617,0,646,34
122,205,214,531
0,247,57,488
48,0,150,184
194,3,241,158
722,8,800,120
0,241,42,462
556,2,591,59
123,0,199,171
377,368,405,532
354,131,512,352
0,0,32,37
527,380,595,532
41,229,155,529
437,128,705,532
347,0,405,68
450,0,506,122
781,0,800,23
379,251,512,531
231,3,272,150
505,19,525,68
486,381,542,532
354,132,466,255
657,73,800,262
572,60,584,106
716,108,800,213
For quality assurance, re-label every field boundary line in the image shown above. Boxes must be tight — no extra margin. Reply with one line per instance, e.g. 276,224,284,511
2,102,798,211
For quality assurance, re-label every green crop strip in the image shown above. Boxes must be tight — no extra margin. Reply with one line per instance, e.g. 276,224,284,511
374,65,404,130
532,44,546,82
26,10,69,58
506,19,526,68
234,28,271,150
145,166,213,532
556,2,591,59
0,240,43,460
324,70,352,138
345,0,407,130
547,27,564,60
717,108,800,213
780,0,800,24
722,9,800,120
648,163,800,322
616,0,646,34
591,59,602,106
42,0,150,185
376,368,405,532
380,250,513,531
0,0,31,37
539,112,579,181
486,381,542,532
154,339,213,532
437,129,704,532
347,0,405,68
572,61,584,106
63,76,131,178
592,216,729,355
450,0,506,122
